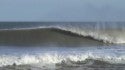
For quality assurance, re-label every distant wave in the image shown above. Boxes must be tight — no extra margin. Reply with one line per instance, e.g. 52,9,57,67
0,25,125,44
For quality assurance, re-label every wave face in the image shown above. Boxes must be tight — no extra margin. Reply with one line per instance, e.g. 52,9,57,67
0,22,125,45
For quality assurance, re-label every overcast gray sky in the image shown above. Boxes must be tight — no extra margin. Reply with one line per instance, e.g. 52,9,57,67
0,0,125,21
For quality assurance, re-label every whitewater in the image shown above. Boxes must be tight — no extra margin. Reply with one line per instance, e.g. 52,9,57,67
0,22,125,70
0,46,125,67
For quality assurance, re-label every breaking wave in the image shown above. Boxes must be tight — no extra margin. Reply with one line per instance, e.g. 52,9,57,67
1,51,125,67
0,24,125,44
0,22,125,69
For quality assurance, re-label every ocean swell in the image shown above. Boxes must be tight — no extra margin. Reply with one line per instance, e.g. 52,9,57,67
0,24,125,44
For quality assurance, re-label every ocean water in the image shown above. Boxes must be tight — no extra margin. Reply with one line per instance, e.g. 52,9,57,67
0,22,125,70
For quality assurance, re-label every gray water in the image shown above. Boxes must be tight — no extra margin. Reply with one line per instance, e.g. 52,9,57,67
0,22,125,70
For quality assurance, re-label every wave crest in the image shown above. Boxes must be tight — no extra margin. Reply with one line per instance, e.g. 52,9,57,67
0,25,125,44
